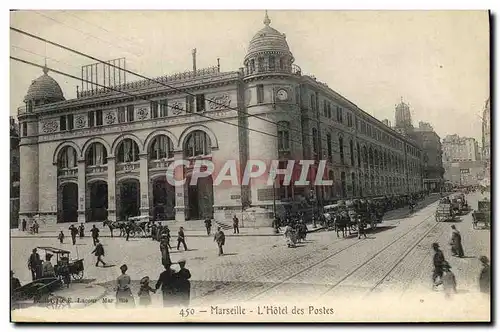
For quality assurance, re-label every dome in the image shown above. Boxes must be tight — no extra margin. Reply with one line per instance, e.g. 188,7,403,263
24,66,65,103
244,12,294,62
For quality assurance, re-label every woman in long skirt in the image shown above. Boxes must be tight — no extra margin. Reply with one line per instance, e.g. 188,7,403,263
116,264,135,309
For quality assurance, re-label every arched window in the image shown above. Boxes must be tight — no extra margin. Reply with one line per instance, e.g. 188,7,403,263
369,147,374,169
150,135,174,160
374,149,379,169
277,122,290,152
341,172,346,198
249,59,255,73
117,138,140,163
258,57,265,71
185,130,212,158
86,142,108,166
279,57,285,70
339,136,344,164
312,128,318,156
351,172,356,197
349,140,354,166
310,94,316,111
363,146,368,169
357,142,361,168
269,55,275,71
58,146,77,169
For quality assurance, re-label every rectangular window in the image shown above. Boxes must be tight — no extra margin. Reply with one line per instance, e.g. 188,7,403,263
258,57,265,71
257,84,264,104
118,107,126,123
159,99,168,117
22,123,27,136
327,103,332,118
355,117,359,130
327,133,332,162
295,86,300,105
269,55,275,71
186,96,194,113
150,101,159,119
310,95,315,111
323,100,327,117
60,116,67,131
196,94,205,113
88,111,95,128
127,105,134,122
67,114,74,131
312,128,318,156
96,110,103,126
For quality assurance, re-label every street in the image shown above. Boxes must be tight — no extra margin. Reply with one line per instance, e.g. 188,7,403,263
11,192,490,322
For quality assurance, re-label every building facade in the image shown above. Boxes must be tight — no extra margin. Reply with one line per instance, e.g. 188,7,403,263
11,117,20,228
409,122,444,192
442,134,481,163
482,97,490,178
17,13,424,226
443,160,486,187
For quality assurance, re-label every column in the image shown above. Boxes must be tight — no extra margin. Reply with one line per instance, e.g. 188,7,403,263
173,151,186,222
139,154,150,217
77,160,86,223
107,157,116,221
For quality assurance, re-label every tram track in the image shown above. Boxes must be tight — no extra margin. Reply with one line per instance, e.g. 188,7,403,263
243,205,440,302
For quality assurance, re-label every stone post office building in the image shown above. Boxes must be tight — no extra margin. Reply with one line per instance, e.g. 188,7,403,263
17,13,424,226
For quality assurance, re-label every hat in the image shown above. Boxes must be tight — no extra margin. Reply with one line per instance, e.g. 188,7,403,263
479,256,489,264
140,276,150,284
432,243,439,248
32,248,37,252
46,253,53,260
120,264,128,272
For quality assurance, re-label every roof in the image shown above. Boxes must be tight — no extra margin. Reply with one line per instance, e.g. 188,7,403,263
36,246,71,254
24,67,65,103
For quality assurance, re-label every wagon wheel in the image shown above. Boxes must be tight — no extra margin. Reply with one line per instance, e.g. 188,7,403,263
128,229,136,237
351,223,358,232
47,295,71,309
72,269,84,280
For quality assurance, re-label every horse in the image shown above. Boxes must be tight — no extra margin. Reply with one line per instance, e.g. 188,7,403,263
103,219,125,237
333,212,351,238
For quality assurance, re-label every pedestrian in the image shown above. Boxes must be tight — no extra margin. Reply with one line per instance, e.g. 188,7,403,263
125,223,131,241
478,256,490,296
432,243,446,289
214,227,225,256
151,222,157,241
160,234,172,267
42,253,56,278
33,220,39,234
155,263,177,307
177,227,188,251
78,223,85,238
21,218,27,232
233,215,240,234
357,216,367,239
91,239,106,267
204,218,212,236
90,224,100,246
27,248,41,281
174,259,192,306
11,271,21,292
441,262,457,299
58,230,65,244
449,225,464,258
115,264,135,309
69,224,78,245
59,256,71,288
138,276,156,307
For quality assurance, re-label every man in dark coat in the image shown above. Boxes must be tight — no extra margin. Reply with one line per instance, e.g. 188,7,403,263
69,224,78,245
214,227,225,256
432,242,446,289
160,234,172,267
27,248,41,281
155,263,177,307
449,225,464,258
233,215,240,234
90,225,100,246
21,219,27,232
175,259,192,306
479,256,490,295
204,218,212,236
177,227,188,251
78,223,85,238
91,239,106,267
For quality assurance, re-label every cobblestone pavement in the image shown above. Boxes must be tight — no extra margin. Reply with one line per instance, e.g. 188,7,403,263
11,193,489,321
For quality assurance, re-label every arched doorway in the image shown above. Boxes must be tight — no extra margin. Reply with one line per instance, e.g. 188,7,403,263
152,176,175,221
58,182,78,223
88,180,108,221
117,179,140,220
187,176,214,220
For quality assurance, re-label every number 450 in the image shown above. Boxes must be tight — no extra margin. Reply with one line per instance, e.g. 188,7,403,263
179,308,195,317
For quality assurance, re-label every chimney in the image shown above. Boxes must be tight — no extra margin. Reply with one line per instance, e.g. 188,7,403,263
192,48,197,73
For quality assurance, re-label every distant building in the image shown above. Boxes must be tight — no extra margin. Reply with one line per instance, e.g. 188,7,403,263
10,116,20,228
442,134,480,163
394,98,413,130
409,122,445,192
443,160,486,187
382,119,391,127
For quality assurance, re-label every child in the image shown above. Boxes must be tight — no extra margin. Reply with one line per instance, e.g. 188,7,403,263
58,231,64,244
138,276,156,307
441,263,457,299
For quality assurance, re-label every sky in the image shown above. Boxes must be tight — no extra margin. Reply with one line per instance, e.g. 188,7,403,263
9,10,490,142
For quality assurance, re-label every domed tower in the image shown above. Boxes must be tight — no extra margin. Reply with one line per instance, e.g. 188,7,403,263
394,97,413,130
243,11,297,75
18,65,65,225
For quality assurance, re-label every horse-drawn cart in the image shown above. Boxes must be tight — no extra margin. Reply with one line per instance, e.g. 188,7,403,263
435,202,454,222
37,247,84,281
472,199,490,230
11,277,71,310
127,215,152,237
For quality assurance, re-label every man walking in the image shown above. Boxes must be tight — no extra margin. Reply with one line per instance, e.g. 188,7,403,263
478,256,490,296
233,215,240,234
432,242,446,289
449,225,464,258
90,224,100,246
91,239,106,267
78,223,85,238
21,218,27,232
204,218,212,236
27,248,41,281
69,224,78,245
160,234,172,267
214,227,226,256
177,227,188,251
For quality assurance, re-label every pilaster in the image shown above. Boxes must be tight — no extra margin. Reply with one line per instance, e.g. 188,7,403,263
107,156,116,221
77,159,86,223
173,151,186,222
139,154,150,216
